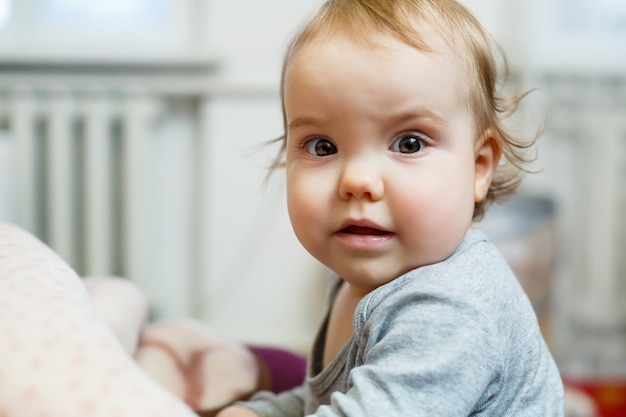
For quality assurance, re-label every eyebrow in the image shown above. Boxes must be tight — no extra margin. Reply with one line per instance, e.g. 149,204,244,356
388,108,449,128
287,108,449,132
287,117,322,132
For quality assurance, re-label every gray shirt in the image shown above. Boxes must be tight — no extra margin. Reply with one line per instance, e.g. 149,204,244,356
243,229,564,416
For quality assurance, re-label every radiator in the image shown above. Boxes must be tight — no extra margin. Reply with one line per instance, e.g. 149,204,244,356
0,86,204,317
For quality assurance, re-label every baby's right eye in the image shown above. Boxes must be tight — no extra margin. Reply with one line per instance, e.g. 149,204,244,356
305,138,337,156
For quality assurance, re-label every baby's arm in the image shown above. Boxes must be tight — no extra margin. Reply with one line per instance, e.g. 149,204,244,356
215,405,261,417
0,223,197,417
219,385,308,417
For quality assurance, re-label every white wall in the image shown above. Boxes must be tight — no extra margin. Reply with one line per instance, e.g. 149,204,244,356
201,0,323,86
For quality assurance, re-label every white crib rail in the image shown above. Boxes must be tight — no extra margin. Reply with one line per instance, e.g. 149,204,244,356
83,91,114,275
0,68,214,322
8,89,38,234
47,90,77,265
1,87,160,280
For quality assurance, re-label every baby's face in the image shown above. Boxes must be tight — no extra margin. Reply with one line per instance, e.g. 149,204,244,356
283,29,498,293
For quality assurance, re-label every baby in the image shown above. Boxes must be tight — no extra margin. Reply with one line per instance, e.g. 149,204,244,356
218,0,564,416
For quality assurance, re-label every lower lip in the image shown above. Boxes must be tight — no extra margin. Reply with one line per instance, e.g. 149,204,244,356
334,232,395,251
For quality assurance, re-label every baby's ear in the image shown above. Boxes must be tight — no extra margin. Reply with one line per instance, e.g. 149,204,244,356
474,128,501,203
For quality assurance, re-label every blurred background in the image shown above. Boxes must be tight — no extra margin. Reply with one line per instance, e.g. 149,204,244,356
0,0,624,415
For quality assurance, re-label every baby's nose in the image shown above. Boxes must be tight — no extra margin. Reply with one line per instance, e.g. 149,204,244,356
338,162,384,201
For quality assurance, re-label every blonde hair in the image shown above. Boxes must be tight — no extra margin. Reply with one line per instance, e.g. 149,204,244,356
271,0,538,219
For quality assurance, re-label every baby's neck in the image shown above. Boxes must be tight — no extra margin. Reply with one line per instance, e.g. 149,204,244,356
322,281,362,368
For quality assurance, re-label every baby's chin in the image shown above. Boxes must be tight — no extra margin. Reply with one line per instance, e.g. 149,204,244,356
331,262,424,294
350,250,460,285
317,235,468,292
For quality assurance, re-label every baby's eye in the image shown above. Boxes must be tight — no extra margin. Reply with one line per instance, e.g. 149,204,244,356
305,138,337,156
390,133,428,154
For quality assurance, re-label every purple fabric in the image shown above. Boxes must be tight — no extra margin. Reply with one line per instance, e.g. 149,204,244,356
247,345,308,394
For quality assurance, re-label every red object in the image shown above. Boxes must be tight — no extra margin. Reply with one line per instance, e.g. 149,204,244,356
247,346,308,394
564,378,626,417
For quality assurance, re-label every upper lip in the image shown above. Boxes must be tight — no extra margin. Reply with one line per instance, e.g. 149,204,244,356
336,219,392,235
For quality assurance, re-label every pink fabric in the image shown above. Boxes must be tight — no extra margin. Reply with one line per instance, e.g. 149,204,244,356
0,223,198,417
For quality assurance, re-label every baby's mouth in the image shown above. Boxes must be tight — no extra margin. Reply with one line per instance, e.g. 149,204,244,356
335,221,395,249
341,225,391,236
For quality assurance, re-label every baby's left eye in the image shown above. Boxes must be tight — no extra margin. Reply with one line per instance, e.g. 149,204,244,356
390,133,428,154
